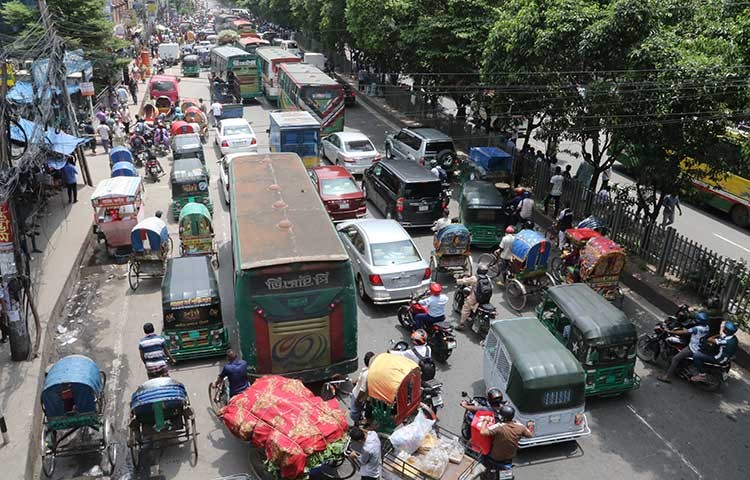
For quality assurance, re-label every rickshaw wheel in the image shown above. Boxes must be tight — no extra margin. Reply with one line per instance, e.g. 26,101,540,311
189,416,199,466
429,257,437,281
549,257,565,282
128,262,140,291
505,279,527,311
41,426,56,477
208,380,228,416
102,417,116,475
543,272,557,288
479,253,500,278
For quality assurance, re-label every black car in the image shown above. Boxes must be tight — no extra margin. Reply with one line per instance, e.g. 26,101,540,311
337,79,356,106
362,160,445,227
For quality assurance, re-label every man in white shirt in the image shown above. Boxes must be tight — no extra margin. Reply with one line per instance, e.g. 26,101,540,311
97,123,112,153
210,101,223,127
545,166,564,215
391,329,432,364
432,209,452,233
349,351,374,423
516,192,534,222
349,426,382,480
495,226,516,283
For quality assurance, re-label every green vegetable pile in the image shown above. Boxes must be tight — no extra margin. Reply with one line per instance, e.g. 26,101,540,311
261,436,350,479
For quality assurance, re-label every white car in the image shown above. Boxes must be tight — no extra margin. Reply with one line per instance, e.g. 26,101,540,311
322,131,381,175
215,118,257,155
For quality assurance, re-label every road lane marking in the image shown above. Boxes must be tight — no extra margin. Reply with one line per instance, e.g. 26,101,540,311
626,404,702,479
713,233,750,254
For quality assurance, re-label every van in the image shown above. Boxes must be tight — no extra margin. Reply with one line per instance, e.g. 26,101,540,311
483,317,591,448
362,159,445,228
384,127,457,171
149,75,180,105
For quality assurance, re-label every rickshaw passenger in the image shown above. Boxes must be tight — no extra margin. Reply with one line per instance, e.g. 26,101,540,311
414,283,448,329
455,266,493,330
390,329,432,364
213,350,249,397
350,351,375,423
432,209,452,234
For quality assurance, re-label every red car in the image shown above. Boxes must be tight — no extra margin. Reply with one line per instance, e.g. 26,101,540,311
309,166,367,222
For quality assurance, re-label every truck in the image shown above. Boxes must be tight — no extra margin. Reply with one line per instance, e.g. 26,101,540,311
268,111,321,168
303,52,326,71
157,43,180,66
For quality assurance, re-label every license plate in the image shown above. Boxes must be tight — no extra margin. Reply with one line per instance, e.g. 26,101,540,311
446,340,457,349
432,395,443,407
340,201,349,209
419,205,429,212
549,415,560,423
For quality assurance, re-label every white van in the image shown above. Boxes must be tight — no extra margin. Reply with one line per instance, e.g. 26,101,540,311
279,40,301,57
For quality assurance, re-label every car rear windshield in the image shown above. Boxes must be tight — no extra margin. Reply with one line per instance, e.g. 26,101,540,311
224,125,251,136
320,178,360,196
465,209,501,223
151,81,175,92
403,182,441,199
370,240,421,266
425,141,454,153
346,140,374,152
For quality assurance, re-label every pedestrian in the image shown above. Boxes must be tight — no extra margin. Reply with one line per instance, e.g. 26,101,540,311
556,203,574,248
82,118,96,154
97,121,112,153
62,160,78,203
357,67,367,92
128,77,138,105
545,166,564,216
601,166,612,190
369,70,377,96
95,105,107,124
116,84,129,107
198,97,208,115
535,149,545,164
562,164,572,179
120,108,131,135
516,191,535,225
210,100,223,127
138,322,175,379
349,351,374,424
348,425,382,480
661,193,682,227
596,185,610,205
106,112,116,130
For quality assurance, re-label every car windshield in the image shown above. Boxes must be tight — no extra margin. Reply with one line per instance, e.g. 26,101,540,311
345,140,374,152
224,125,251,136
403,182,441,199
321,178,359,196
151,81,175,92
425,141,454,153
370,240,421,266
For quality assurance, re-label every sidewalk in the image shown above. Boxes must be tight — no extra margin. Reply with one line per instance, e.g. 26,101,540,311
0,82,147,480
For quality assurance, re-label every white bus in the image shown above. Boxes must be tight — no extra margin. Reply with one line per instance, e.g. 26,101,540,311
256,47,302,101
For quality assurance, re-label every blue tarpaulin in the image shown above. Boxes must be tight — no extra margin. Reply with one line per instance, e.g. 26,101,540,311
10,117,88,156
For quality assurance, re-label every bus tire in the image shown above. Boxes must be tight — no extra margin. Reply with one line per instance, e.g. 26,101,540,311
730,205,749,227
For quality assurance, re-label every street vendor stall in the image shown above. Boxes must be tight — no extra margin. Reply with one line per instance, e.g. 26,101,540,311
90,177,144,257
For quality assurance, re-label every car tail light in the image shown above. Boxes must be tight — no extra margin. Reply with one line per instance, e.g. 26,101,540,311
368,274,383,286
526,420,535,435
342,156,355,163
326,200,339,210
423,268,431,280
396,197,404,212
575,413,584,426
221,140,229,147
251,138,257,145
373,154,382,161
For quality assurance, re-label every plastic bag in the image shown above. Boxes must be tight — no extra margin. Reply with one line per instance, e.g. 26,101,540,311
419,445,450,479
389,409,436,455
438,437,465,464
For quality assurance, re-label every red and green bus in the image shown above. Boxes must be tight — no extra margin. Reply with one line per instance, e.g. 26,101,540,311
229,152,358,382
277,63,345,134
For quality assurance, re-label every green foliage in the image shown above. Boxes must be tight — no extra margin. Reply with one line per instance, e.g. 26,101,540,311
344,0,410,72
1,0,36,30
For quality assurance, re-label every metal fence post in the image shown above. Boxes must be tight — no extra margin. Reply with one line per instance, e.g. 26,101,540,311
657,227,676,276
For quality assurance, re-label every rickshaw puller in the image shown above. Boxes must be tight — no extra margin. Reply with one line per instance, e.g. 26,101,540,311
414,283,448,329
455,266,493,330
493,226,515,284
213,350,249,397
432,209,452,234
479,405,532,478
349,351,375,424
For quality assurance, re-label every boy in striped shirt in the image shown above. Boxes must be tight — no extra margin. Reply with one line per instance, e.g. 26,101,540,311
139,323,175,378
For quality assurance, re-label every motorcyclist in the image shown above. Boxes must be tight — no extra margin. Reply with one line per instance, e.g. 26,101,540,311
455,266,493,331
657,312,710,383
153,122,170,149
413,283,448,330
133,116,153,138
691,320,738,382
479,405,532,477
460,388,506,415
213,350,249,398
515,191,534,227
390,329,431,365
494,226,515,284
432,209,452,234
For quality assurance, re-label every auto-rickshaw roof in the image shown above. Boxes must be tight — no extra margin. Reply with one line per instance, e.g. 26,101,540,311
162,256,218,306
460,180,506,209
545,284,636,345
171,157,206,183
489,317,584,390
178,202,212,223
366,352,420,404
183,54,199,62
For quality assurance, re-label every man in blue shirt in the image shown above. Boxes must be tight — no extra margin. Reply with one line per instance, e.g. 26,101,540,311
62,161,78,203
349,425,381,480
658,313,710,383
691,321,739,382
414,283,448,330
214,350,249,398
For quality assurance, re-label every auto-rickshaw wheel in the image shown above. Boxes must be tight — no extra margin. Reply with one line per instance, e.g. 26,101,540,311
41,426,56,477
128,262,140,291
505,279,527,311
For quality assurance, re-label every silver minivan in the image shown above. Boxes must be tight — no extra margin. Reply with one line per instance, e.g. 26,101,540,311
484,317,591,448
384,128,457,170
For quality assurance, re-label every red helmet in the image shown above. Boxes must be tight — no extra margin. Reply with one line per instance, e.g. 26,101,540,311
411,329,428,345
505,226,515,234
429,283,443,295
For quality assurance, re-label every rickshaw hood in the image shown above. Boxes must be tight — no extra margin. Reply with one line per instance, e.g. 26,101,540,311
42,355,102,417
366,352,420,404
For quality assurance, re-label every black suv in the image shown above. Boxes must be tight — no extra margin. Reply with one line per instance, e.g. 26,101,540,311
362,160,445,227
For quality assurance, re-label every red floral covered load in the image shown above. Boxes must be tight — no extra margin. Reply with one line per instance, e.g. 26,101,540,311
220,375,348,479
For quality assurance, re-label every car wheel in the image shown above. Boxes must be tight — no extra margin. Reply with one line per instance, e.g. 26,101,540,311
356,275,371,302
362,184,368,201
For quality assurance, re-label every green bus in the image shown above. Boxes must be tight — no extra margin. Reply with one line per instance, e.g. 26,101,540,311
277,63,345,134
229,152,358,382
210,46,262,102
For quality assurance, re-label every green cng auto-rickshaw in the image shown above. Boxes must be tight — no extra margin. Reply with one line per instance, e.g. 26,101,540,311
170,157,212,219
458,180,512,248
181,54,200,77
161,256,228,360
536,284,640,397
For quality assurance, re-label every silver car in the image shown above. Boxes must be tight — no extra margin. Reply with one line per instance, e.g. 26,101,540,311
337,219,431,304
322,132,381,175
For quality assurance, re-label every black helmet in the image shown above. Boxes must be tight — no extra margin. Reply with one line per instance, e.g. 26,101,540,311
487,388,505,408
706,296,721,310
477,265,488,276
499,405,515,422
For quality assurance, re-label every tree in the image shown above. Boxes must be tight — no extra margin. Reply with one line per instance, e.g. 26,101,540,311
344,0,411,72
0,0,36,32
318,0,348,52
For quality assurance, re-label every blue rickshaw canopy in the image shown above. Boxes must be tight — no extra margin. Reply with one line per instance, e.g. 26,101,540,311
511,229,551,269
130,377,187,415
109,145,134,164
131,217,169,252
111,161,138,177
42,355,102,417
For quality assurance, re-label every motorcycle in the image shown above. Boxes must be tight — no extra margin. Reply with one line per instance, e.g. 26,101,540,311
636,319,730,392
397,291,457,363
390,339,445,414
452,285,496,336
459,392,514,480
145,153,164,181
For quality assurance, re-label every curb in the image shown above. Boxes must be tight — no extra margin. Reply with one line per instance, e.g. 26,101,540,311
26,230,96,479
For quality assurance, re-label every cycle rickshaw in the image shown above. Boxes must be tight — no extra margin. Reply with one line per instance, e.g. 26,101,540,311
40,355,116,477
429,223,472,281
155,96,173,117
579,236,626,308
550,227,602,281
128,216,172,290
503,229,557,311
127,377,198,467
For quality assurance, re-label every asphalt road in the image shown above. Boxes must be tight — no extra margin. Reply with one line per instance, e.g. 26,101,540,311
44,70,750,480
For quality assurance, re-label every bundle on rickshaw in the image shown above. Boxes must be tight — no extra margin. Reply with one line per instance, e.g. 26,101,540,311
579,236,626,307
219,375,349,479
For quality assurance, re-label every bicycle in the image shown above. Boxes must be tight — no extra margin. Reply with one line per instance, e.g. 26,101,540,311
319,375,354,402
208,378,229,416
477,250,510,284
